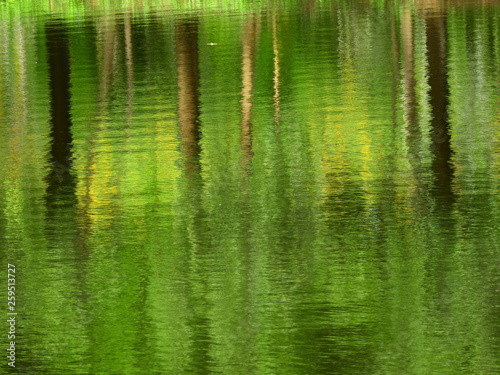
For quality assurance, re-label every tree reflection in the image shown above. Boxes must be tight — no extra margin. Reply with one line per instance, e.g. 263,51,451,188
45,20,75,206
425,13,454,201
176,19,201,175
273,13,281,139
240,17,259,176
175,17,213,374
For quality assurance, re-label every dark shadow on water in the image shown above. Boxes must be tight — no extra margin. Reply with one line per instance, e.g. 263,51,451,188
176,17,213,374
45,20,76,208
176,18,201,177
426,14,455,205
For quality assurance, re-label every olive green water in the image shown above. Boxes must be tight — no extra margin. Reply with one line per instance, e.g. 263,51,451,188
1,1,500,374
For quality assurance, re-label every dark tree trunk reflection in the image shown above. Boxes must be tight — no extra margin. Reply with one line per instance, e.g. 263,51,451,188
175,18,212,375
45,20,75,206
426,14,455,201
176,19,201,175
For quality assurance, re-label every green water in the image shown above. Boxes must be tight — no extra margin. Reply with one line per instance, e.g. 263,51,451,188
1,1,500,374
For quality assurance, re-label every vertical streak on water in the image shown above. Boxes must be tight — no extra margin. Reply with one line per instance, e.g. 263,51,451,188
239,16,261,373
43,19,90,373
401,2,418,143
2,19,30,254
272,13,281,141
425,16,457,336
77,17,115,235
426,13,454,202
425,8,459,370
124,13,135,126
13,20,29,133
44,16,84,273
45,20,75,203
177,19,201,175
400,3,425,205
240,17,259,178
388,5,401,188
98,17,116,108
176,18,212,373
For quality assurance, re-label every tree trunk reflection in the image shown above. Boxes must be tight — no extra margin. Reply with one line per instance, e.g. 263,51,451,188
426,13,454,200
176,19,201,175
45,20,75,205
240,17,259,175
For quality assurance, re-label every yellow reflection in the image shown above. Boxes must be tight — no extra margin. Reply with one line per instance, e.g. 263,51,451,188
76,16,119,232
321,9,371,206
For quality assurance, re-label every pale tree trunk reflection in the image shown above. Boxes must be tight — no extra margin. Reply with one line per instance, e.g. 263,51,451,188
273,13,281,139
98,18,116,109
401,3,418,140
240,17,259,175
124,13,135,124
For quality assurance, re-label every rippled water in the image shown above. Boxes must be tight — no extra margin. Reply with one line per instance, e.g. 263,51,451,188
1,1,500,374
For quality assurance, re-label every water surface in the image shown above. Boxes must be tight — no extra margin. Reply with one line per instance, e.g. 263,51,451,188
1,1,500,374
